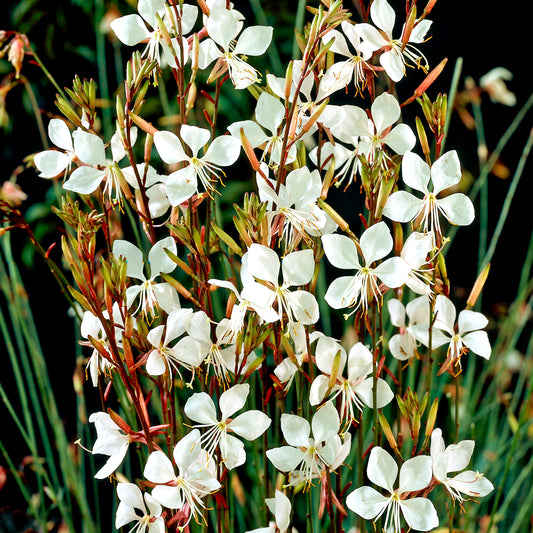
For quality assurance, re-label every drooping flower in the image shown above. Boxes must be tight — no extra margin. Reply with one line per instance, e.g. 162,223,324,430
480,67,516,106
143,429,221,528
266,402,340,487
346,447,439,532
431,428,494,503
115,483,165,533
153,125,241,205
198,7,273,89
383,150,475,246
358,0,432,82
184,383,271,470
322,222,410,313
89,412,131,479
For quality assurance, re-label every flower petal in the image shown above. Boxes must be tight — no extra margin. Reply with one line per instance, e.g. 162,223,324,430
228,410,271,440
367,447,397,493
153,130,188,164
399,455,432,492
281,414,310,447
400,497,439,531
437,193,475,226
372,92,400,135
234,26,273,56
204,134,241,166
111,14,151,46
431,150,461,194
312,401,340,443
346,486,389,520
462,331,491,359
48,119,73,151
73,129,107,166
34,150,70,178
219,383,249,420
383,191,424,223
360,222,392,265
322,234,360,270
184,392,218,425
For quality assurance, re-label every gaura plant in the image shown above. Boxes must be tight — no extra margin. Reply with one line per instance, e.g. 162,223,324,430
3,0,532,531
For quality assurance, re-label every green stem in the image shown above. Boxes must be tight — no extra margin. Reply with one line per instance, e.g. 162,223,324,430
440,57,463,153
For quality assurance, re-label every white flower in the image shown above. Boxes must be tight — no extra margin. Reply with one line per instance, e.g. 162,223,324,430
153,125,241,205
266,402,340,487
358,0,432,82
184,383,271,470
143,429,221,527
410,294,491,372
322,222,410,313
317,21,375,99
112,237,180,315
146,308,202,379
310,337,393,422
256,165,336,250
243,244,320,332
480,67,516,106
198,7,272,89
115,483,165,533
89,412,131,479
111,0,198,66
346,447,439,532
383,150,475,245
228,92,297,167
431,428,494,502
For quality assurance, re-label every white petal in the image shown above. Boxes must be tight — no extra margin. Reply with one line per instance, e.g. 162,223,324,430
281,414,310,447
347,342,372,379
207,7,239,50
309,375,329,405
289,290,320,325
388,298,406,328
112,240,145,280
228,120,269,147
148,236,177,277
462,331,491,359
220,383,249,420
315,336,347,375
367,447,397,493
180,124,211,156
138,0,166,29
173,430,202,471
234,26,273,56
360,222,392,265
399,455,432,492
402,151,430,193
345,486,389,520
400,497,439,531
433,295,456,332
63,166,105,194
48,119,73,151
73,129,107,166
146,350,167,376
324,275,360,309
383,191,425,223
355,377,394,408
282,249,314,287
111,14,151,46
383,124,416,155
322,234,360,270
94,441,128,479
374,256,411,288
228,410,271,440
166,166,197,206
266,446,305,472
370,0,395,37
115,502,140,529
117,482,145,510
380,49,405,82
255,92,285,135
443,440,474,473
402,232,433,269
449,471,494,497
431,150,461,194
204,134,241,166
34,150,70,178
458,309,488,335
184,392,218,425
143,450,175,483
437,194,475,226
410,19,432,43
247,243,280,285
151,485,182,509
153,130,188,165
312,401,340,443
372,93,400,135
